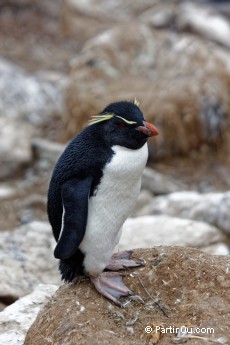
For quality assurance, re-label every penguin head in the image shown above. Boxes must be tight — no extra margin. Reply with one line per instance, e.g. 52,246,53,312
89,100,158,150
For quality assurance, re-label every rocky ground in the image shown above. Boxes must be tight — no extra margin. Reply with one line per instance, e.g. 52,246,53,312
0,0,230,344
24,248,230,345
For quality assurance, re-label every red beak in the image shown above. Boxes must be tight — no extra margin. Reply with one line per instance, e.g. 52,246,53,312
136,121,159,137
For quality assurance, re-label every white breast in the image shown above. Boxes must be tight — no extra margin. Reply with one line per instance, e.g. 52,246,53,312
79,143,148,275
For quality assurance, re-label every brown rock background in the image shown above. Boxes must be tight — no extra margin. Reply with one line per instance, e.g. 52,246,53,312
66,24,230,159
59,0,230,161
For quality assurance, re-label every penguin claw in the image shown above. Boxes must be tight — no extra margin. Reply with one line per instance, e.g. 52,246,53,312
90,271,133,306
105,251,144,271
106,259,143,271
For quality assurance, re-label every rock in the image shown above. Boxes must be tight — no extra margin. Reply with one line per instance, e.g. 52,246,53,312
0,58,64,125
24,247,230,345
117,215,226,252
62,0,117,44
0,284,58,345
32,138,65,167
61,0,163,43
131,166,187,217
142,190,230,235
0,58,65,177
212,2,230,19
0,184,16,200
0,117,34,179
132,190,153,217
0,221,60,302
66,22,230,160
178,2,230,48
141,167,185,195
202,243,230,256
139,3,176,29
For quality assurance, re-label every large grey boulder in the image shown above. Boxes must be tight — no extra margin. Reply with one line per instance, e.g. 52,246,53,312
0,117,34,178
0,58,63,125
0,58,65,177
0,221,60,302
0,284,58,345
118,215,228,254
140,191,230,235
141,167,185,195
0,58,64,125
178,2,230,48
0,184,16,200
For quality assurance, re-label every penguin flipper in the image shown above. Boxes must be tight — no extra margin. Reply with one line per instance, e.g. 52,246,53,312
54,176,93,260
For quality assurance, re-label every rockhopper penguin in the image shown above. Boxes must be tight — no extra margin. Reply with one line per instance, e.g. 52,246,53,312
48,100,158,306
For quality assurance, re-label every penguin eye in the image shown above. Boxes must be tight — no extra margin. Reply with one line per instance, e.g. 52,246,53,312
118,123,126,129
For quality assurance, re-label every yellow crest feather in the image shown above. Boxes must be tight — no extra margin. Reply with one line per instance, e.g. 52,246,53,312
115,116,137,125
134,97,140,107
88,113,114,125
88,113,137,126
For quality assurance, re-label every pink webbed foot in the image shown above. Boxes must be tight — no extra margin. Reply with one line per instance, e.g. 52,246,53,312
90,271,133,306
106,250,143,271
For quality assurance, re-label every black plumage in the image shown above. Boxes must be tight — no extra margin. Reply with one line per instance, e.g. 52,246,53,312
48,124,113,280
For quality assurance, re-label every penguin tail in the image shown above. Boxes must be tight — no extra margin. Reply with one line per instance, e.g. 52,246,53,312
59,249,85,283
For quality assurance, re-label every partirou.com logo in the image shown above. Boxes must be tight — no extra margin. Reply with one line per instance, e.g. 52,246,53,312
145,325,215,335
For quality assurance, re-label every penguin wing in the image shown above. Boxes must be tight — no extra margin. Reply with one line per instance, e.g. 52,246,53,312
54,176,93,259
